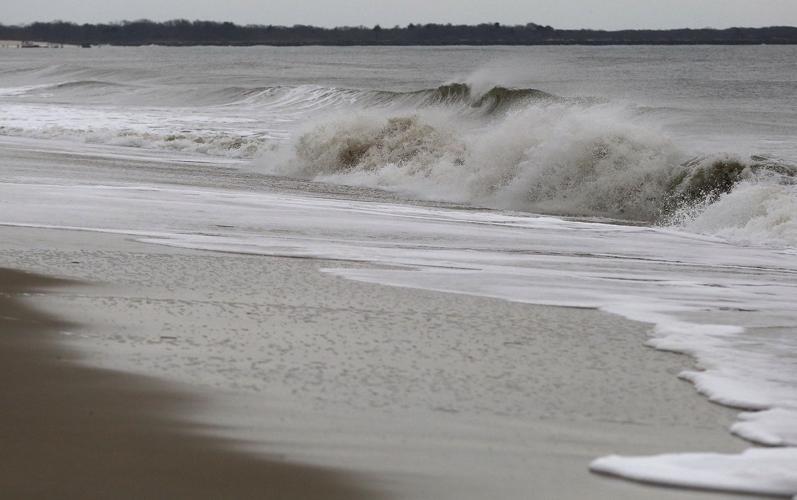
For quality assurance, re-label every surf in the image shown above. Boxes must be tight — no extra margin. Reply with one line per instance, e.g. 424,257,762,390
262,93,797,247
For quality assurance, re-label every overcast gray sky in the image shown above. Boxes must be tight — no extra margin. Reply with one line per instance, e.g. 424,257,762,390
3,0,797,29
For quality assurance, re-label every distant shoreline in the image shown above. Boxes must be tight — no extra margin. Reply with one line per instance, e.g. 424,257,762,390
2,20,796,46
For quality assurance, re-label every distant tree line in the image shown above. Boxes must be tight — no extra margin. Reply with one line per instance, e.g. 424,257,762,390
1,20,796,46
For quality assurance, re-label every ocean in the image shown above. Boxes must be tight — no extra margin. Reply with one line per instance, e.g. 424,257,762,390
1,45,796,496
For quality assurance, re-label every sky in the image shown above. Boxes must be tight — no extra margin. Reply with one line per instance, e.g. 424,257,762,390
3,0,797,30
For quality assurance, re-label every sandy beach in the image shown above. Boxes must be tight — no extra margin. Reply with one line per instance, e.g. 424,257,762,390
0,224,753,499
0,266,382,499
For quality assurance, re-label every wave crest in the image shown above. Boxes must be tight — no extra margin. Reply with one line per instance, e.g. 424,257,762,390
403,83,558,112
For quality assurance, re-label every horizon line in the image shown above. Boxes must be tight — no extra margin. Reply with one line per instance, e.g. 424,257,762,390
3,19,797,31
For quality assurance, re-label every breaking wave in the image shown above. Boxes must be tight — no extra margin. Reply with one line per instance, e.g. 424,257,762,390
2,77,562,113
199,82,562,115
0,80,136,97
670,177,797,247
263,96,797,247
370,83,561,113
0,125,271,159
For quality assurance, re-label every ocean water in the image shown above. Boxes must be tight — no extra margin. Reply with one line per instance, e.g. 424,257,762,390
1,45,796,496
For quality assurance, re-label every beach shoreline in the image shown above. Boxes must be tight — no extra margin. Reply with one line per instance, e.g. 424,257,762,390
0,224,756,499
2,41,795,499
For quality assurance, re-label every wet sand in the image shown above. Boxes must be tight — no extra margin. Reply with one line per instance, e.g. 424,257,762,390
0,267,380,500
0,225,754,500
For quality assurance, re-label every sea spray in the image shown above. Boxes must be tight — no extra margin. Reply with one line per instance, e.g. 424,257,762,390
263,89,796,245
263,101,681,218
677,179,797,247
